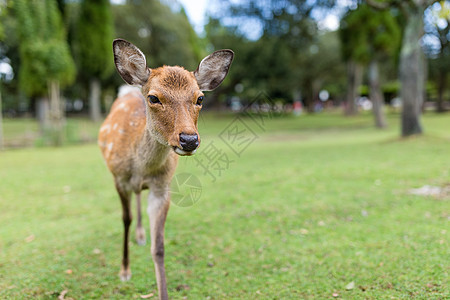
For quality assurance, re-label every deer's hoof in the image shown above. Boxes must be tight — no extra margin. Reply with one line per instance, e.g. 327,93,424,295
136,227,146,246
119,266,132,281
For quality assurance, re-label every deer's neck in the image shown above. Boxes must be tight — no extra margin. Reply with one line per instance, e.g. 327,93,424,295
135,126,172,173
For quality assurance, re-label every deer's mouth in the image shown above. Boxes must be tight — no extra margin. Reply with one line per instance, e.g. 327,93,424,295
173,146,197,156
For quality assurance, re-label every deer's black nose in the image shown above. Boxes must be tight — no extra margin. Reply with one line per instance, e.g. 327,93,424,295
179,133,199,152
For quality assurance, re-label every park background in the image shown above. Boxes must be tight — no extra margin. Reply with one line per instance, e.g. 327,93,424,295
0,0,449,299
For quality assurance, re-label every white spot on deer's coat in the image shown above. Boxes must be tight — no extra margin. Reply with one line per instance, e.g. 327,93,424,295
118,85,141,98
119,129,125,134
118,102,129,111
105,142,114,159
100,124,111,133
113,123,118,130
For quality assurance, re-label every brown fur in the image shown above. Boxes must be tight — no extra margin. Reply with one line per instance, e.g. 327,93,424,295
98,67,201,192
100,39,234,300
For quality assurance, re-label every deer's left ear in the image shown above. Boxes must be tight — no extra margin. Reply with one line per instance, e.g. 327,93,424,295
113,39,151,87
194,49,234,91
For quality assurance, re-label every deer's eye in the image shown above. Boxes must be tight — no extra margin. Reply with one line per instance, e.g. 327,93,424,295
196,96,204,106
148,95,161,104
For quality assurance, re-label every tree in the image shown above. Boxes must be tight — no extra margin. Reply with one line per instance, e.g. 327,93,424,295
204,18,256,107
294,31,346,111
339,17,364,116
112,0,201,71
207,0,341,110
14,0,75,145
340,6,368,116
0,1,5,150
367,0,439,136
0,1,26,120
74,0,114,122
340,4,401,126
425,1,450,112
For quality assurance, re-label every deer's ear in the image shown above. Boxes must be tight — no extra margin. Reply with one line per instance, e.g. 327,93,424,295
113,39,151,86
194,49,234,91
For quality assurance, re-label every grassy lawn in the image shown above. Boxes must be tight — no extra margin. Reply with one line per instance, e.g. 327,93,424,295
0,112,449,299
2,117,102,148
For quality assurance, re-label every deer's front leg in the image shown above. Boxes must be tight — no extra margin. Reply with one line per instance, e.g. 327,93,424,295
135,192,146,246
147,187,170,300
115,182,132,281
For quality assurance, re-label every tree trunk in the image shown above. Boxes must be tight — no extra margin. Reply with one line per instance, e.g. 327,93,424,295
436,70,447,112
36,97,50,133
89,78,102,122
49,79,64,146
400,8,425,136
302,79,315,113
312,79,322,113
369,60,387,128
345,60,363,115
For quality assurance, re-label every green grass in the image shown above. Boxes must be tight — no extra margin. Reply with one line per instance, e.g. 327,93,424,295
2,117,102,147
0,112,449,299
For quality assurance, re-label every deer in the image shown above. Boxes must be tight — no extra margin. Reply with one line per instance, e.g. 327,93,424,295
98,39,234,299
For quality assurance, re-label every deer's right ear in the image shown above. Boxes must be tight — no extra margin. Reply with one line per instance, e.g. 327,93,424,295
113,39,151,86
194,49,234,91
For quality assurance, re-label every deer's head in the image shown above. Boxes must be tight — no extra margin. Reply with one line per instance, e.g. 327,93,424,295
113,39,234,156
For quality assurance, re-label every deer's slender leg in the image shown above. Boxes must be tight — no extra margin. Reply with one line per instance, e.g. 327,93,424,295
135,192,146,245
116,182,132,281
147,187,170,300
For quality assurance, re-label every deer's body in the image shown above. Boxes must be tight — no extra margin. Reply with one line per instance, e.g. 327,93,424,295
99,39,233,300
99,88,178,192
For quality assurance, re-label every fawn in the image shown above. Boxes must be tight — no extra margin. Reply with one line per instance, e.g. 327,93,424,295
98,39,234,299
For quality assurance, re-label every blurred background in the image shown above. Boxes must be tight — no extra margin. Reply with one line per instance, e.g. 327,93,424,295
0,0,449,148
1,1,449,298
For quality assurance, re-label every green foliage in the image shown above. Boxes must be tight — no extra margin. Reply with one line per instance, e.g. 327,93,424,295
340,4,401,64
382,80,400,94
180,7,206,62
426,1,450,103
207,1,346,106
14,0,75,97
0,2,21,105
244,36,293,96
112,0,202,71
0,2,4,41
299,31,347,100
74,0,114,80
